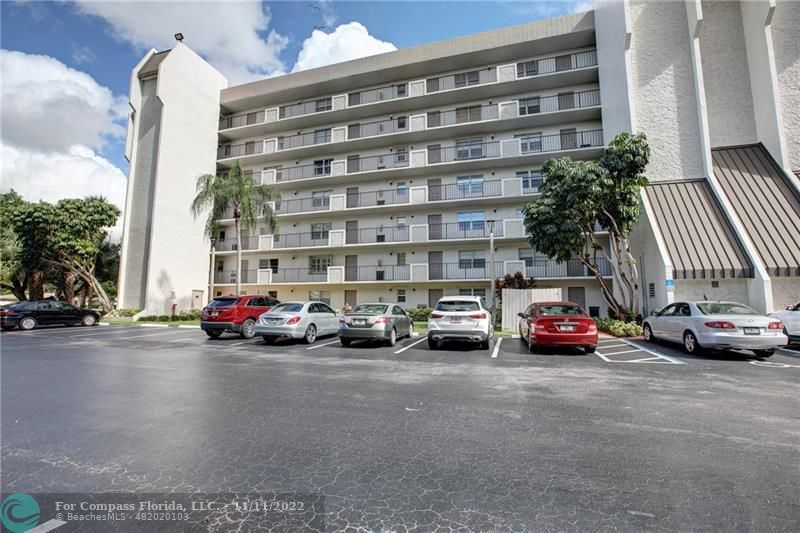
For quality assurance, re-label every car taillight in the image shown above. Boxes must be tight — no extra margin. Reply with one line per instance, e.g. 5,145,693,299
469,312,487,319
587,323,598,332
0,309,9,316
374,316,389,324
430,313,443,319
768,321,783,330
534,323,547,331
704,321,736,329
339,318,346,324
286,316,301,325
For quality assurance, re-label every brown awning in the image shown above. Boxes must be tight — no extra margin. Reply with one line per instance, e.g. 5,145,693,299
712,144,800,277
645,179,753,279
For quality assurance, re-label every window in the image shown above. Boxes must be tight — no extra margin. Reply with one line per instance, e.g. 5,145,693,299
396,83,407,97
313,159,332,176
517,60,539,78
516,132,543,153
308,291,332,305
247,297,266,307
397,252,406,265
396,289,406,303
457,211,485,231
519,96,541,115
459,288,487,300
309,256,332,273
258,258,279,273
435,300,480,312
459,250,486,269
394,147,408,165
396,217,407,227
312,190,332,207
219,230,226,241
517,170,544,192
396,181,408,197
515,208,524,218
315,98,332,112
310,222,331,240
456,175,484,195
696,302,759,315
455,105,481,123
519,249,548,267
397,116,407,129
454,70,480,88
456,138,483,160
648,283,656,298
216,260,224,272
313,129,331,144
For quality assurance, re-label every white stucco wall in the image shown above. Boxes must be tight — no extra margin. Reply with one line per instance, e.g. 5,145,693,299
595,0,635,140
673,279,749,304
699,0,757,148
143,44,228,314
771,0,800,171
628,0,705,181
771,277,800,311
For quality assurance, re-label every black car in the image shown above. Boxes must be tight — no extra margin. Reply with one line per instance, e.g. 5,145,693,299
0,300,101,331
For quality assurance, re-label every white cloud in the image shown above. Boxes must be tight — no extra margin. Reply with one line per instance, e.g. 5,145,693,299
72,44,96,64
292,22,397,73
1,49,125,152
0,50,128,238
72,0,289,85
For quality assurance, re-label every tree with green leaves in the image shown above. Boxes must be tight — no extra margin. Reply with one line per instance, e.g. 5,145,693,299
0,191,28,300
191,160,280,295
522,132,650,319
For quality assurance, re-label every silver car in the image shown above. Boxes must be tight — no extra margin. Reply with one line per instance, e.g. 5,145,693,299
255,301,339,344
769,302,800,345
643,301,787,357
338,303,413,347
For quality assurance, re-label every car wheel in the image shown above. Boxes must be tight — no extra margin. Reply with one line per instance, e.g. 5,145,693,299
683,331,702,354
239,318,256,339
753,349,775,358
340,338,352,347
206,330,222,338
585,345,597,354
81,314,97,327
304,324,317,344
643,324,655,342
427,337,439,350
19,317,37,331
386,328,397,347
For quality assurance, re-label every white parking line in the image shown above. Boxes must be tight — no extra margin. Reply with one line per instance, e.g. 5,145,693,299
491,337,502,359
394,337,427,354
117,330,186,340
66,327,144,338
598,342,628,349
307,339,340,350
599,348,641,356
28,519,67,532
619,338,686,364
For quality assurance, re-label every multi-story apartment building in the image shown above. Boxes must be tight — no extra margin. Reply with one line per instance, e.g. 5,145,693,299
118,0,800,317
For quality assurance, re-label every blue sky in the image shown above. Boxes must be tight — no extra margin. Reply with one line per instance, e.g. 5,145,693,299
0,0,590,234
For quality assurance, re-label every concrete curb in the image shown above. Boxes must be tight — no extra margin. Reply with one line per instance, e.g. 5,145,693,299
139,323,169,328
178,325,201,329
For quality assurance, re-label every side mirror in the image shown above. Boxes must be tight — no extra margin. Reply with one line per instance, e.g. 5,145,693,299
517,312,525,318
787,305,794,310
650,310,658,316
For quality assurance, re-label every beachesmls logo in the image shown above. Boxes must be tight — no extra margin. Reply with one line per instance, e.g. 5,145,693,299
1,493,40,532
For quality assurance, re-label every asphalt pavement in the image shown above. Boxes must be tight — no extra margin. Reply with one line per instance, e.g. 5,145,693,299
1,325,799,531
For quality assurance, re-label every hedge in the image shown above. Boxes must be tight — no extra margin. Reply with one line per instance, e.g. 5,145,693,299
404,307,432,322
594,317,642,337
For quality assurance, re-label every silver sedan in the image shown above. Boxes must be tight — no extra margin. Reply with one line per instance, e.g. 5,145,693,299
338,303,413,347
255,301,340,344
643,301,787,357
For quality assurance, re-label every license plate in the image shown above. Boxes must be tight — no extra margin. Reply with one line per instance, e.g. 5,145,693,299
450,318,462,324
211,311,219,317
267,318,280,324
559,325,576,332
744,327,760,335
353,319,366,326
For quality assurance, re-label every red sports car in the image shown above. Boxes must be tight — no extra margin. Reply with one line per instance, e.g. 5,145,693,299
517,301,598,353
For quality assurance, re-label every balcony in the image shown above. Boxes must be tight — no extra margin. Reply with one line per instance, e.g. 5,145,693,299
427,104,498,128
277,129,332,150
345,225,410,245
275,162,332,183
427,141,502,165
215,236,259,252
217,141,264,159
429,221,503,240
345,188,410,209
346,151,410,173
217,49,599,142
271,268,328,284
430,180,503,202
275,196,332,215
272,231,329,249
347,116,408,139
214,269,259,284
344,265,411,282
525,258,612,278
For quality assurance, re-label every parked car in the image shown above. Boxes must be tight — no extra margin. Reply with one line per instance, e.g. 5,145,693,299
0,300,100,330
255,301,339,344
201,295,279,339
769,302,800,345
427,296,493,349
517,301,598,353
643,301,786,357
339,303,413,347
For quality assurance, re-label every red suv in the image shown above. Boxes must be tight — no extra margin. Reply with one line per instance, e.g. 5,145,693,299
201,295,279,339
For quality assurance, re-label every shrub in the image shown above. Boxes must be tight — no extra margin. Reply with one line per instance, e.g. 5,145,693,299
177,309,201,320
405,307,432,322
116,308,141,317
593,317,642,337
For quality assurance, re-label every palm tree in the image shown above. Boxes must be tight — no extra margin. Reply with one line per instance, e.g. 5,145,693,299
191,161,280,295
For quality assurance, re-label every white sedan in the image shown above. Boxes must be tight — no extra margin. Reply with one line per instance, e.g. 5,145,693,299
769,302,800,345
642,301,787,357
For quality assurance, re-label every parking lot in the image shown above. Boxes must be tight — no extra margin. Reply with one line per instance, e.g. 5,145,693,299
2,325,799,531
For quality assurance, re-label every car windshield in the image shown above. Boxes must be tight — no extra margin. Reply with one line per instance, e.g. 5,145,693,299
207,298,238,308
352,304,388,314
6,302,36,310
270,303,304,313
539,304,584,316
696,302,759,315
436,300,480,312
